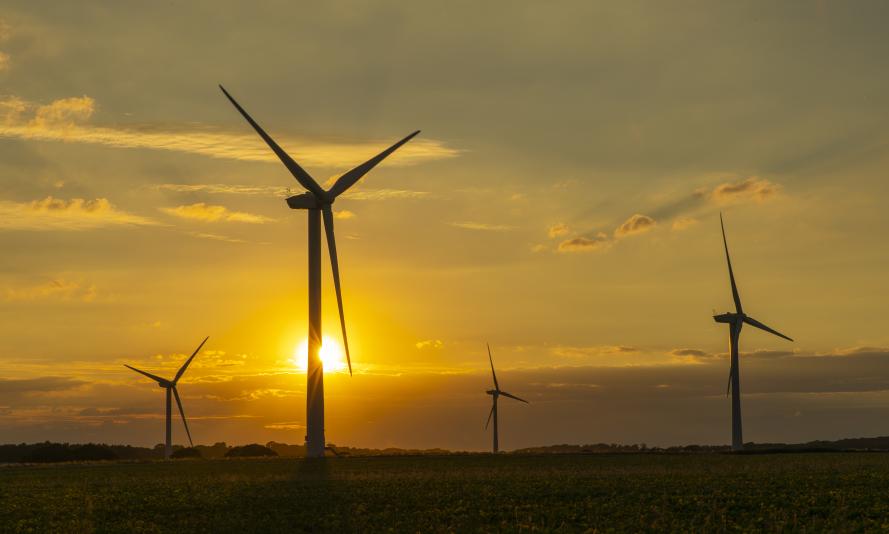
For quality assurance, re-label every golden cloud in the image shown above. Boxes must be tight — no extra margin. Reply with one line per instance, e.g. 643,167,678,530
450,221,515,231
710,177,780,204
0,197,159,231
0,95,459,168
160,203,272,224
557,232,611,253
334,210,355,220
415,339,443,350
5,278,97,302
671,216,698,231
613,214,656,238
548,222,569,238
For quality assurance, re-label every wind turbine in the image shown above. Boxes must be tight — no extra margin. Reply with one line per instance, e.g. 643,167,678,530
713,214,792,451
219,85,420,458
485,344,528,453
125,336,208,459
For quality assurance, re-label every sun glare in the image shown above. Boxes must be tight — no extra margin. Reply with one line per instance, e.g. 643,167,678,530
292,336,347,373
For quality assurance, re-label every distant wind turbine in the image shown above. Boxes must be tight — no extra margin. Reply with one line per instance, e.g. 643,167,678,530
713,214,792,451
125,336,208,459
485,344,528,453
219,85,420,458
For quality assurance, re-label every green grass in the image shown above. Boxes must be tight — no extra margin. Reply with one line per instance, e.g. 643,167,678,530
2,453,889,532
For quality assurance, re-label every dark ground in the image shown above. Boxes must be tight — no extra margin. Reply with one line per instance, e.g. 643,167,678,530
2,453,889,532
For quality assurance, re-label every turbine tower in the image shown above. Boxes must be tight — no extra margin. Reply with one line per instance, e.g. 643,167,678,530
219,85,419,458
485,344,528,453
125,336,208,459
713,214,792,451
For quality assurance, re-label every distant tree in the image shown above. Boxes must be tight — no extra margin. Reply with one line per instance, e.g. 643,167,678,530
225,444,278,458
171,447,202,459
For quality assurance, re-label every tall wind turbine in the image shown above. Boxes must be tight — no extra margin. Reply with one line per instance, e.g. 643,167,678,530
713,214,792,451
125,336,208,459
485,344,528,453
219,85,420,458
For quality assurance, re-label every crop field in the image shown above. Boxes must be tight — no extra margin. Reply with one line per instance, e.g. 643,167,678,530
3,453,889,532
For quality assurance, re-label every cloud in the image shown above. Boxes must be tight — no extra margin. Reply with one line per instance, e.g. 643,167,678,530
154,183,286,196
710,177,781,204
671,216,698,231
0,377,85,395
552,345,639,358
548,223,569,238
415,339,443,350
5,278,97,302
449,221,515,231
0,95,458,168
614,214,656,238
187,232,247,244
264,421,306,431
160,203,272,223
557,233,611,253
334,210,355,220
670,348,710,358
0,197,159,231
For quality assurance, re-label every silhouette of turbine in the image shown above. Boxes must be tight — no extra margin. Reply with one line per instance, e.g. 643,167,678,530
219,85,419,458
125,336,208,459
485,344,528,453
713,214,792,451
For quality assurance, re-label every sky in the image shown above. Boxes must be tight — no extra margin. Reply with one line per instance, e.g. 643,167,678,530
2,1,889,451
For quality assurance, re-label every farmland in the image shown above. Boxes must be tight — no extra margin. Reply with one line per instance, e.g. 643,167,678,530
2,453,889,532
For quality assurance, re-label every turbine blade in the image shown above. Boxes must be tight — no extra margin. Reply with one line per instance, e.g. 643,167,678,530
485,402,495,430
726,361,734,396
124,365,167,384
327,131,421,198
487,343,499,390
172,386,193,448
720,213,743,315
174,336,208,384
218,85,326,199
743,316,793,342
499,391,529,404
322,205,352,376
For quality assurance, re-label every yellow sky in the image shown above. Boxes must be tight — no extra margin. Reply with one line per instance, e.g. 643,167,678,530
3,2,889,450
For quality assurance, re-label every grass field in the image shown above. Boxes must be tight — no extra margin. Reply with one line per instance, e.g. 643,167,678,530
3,452,889,532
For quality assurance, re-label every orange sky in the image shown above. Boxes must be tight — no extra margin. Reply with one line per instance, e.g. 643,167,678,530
3,2,889,450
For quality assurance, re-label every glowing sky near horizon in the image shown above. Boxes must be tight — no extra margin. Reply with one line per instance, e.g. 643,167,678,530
3,1,889,450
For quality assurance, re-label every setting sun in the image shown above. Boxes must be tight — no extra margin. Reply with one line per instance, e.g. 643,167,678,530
292,336,348,373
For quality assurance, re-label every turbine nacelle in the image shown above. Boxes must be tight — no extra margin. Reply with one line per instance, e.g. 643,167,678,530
713,312,743,324
486,389,499,396
286,192,324,210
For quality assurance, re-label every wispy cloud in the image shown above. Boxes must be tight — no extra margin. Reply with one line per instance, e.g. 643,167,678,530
558,213,657,253
548,222,569,238
613,214,656,238
415,339,443,350
551,345,639,358
187,232,247,244
671,216,698,231
709,177,781,205
557,233,611,253
0,95,459,168
5,278,97,302
334,210,355,220
450,221,515,232
153,183,431,201
160,203,272,224
0,197,159,231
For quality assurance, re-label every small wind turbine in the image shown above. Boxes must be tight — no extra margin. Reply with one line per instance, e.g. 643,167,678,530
218,85,419,458
125,336,208,459
713,214,792,451
485,343,528,453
